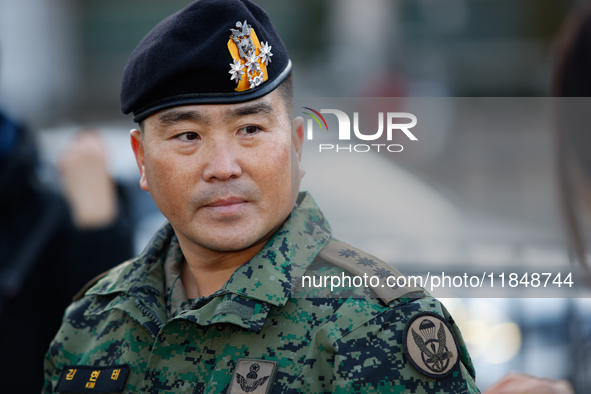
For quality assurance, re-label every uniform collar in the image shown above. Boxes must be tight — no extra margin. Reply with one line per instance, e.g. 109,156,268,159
84,223,175,327
85,192,332,328
86,223,174,299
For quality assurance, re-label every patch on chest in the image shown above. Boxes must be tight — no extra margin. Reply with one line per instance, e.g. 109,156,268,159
228,359,278,394
55,365,129,393
403,312,460,379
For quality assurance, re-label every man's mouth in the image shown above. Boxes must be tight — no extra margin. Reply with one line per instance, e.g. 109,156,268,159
203,197,249,214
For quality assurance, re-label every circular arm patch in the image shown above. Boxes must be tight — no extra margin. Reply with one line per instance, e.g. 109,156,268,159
403,311,460,379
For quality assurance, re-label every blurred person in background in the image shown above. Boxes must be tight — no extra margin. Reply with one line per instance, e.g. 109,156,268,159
485,3,591,394
484,372,574,394
0,110,134,393
553,2,591,392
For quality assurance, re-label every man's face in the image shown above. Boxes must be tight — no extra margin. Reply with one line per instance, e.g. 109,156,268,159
131,89,304,253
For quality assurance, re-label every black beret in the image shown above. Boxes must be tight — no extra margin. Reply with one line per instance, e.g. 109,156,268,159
120,0,291,123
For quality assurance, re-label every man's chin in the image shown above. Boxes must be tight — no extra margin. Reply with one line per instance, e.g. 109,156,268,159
190,229,271,253
173,214,289,254
195,238,264,253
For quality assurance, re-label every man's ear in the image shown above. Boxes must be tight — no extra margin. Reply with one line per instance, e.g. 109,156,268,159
130,129,149,191
292,116,305,181
292,116,304,160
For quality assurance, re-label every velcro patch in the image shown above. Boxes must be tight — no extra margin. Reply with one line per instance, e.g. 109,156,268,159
403,312,460,379
228,359,278,394
56,365,129,393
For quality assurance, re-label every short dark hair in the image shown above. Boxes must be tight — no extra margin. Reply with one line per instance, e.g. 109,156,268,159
277,73,293,123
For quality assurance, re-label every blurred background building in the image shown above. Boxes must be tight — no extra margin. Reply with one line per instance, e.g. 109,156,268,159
1,0,588,390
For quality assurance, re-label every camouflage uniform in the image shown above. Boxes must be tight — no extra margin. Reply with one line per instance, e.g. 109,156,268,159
43,192,480,393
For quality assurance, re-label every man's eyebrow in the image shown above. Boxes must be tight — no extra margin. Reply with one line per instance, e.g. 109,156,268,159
157,108,207,126
223,102,275,122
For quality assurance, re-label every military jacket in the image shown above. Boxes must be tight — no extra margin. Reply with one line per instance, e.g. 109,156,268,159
44,192,480,393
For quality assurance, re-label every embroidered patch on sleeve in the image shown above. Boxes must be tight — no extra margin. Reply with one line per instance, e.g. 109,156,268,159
403,312,460,379
228,359,278,394
55,365,129,393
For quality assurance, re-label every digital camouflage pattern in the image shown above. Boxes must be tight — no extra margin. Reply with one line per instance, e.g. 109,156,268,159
43,192,480,393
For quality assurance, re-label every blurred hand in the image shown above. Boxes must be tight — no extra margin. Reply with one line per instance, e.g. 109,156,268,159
59,130,117,229
484,372,574,394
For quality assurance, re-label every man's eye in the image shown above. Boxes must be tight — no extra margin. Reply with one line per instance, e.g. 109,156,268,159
239,126,261,135
178,132,199,141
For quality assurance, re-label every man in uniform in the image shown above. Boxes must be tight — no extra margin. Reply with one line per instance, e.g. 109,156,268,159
43,1,480,393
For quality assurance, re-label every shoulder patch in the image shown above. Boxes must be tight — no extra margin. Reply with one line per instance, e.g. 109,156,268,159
228,359,278,394
403,312,460,379
317,241,423,304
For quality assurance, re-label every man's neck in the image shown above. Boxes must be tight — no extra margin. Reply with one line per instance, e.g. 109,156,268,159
176,234,270,299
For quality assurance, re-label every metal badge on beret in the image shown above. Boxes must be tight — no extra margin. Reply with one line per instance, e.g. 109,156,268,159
403,312,460,379
228,20,273,91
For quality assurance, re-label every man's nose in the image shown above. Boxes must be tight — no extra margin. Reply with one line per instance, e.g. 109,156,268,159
201,140,243,182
